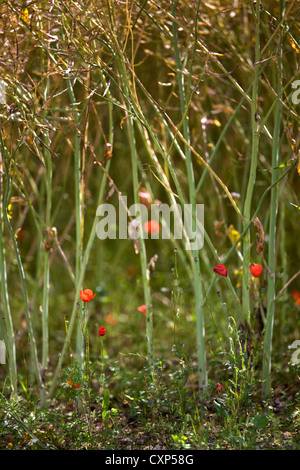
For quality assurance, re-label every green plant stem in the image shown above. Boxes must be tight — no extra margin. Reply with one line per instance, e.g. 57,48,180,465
242,0,261,325
171,0,207,387
278,203,288,355
41,53,52,374
0,164,17,398
262,0,285,401
41,145,51,374
67,79,84,367
128,119,153,372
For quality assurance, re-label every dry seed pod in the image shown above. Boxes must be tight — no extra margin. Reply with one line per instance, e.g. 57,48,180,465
138,187,152,209
252,217,264,254
128,219,141,254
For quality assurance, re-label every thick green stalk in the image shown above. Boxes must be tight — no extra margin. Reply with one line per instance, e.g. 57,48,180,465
171,0,207,387
41,143,52,373
121,89,153,374
278,203,288,355
262,0,285,401
242,0,261,324
128,117,153,372
67,79,84,366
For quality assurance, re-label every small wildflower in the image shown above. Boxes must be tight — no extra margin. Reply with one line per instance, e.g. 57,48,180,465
98,326,106,336
250,263,263,278
217,382,224,392
233,268,243,288
143,220,161,236
7,443,13,449
213,264,228,277
138,304,147,316
292,291,300,300
20,8,30,25
67,380,81,390
227,224,241,248
7,203,13,220
289,36,300,53
80,289,96,302
28,439,38,446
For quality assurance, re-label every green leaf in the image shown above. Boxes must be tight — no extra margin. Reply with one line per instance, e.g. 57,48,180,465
102,390,110,422
214,399,228,417
251,413,268,430
102,389,110,411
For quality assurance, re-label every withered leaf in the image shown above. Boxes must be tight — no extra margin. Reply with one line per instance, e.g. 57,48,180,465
214,220,226,239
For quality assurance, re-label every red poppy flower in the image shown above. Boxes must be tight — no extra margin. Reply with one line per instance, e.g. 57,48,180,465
98,326,106,336
67,380,81,390
249,263,263,278
80,289,96,302
292,291,300,300
217,382,224,392
213,264,228,277
143,220,161,236
138,304,147,316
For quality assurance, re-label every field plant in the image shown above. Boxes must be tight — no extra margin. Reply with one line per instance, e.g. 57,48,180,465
0,0,300,450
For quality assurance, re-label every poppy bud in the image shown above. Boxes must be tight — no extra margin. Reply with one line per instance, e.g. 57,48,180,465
138,305,147,316
249,263,263,278
98,326,106,336
213,264,228,277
